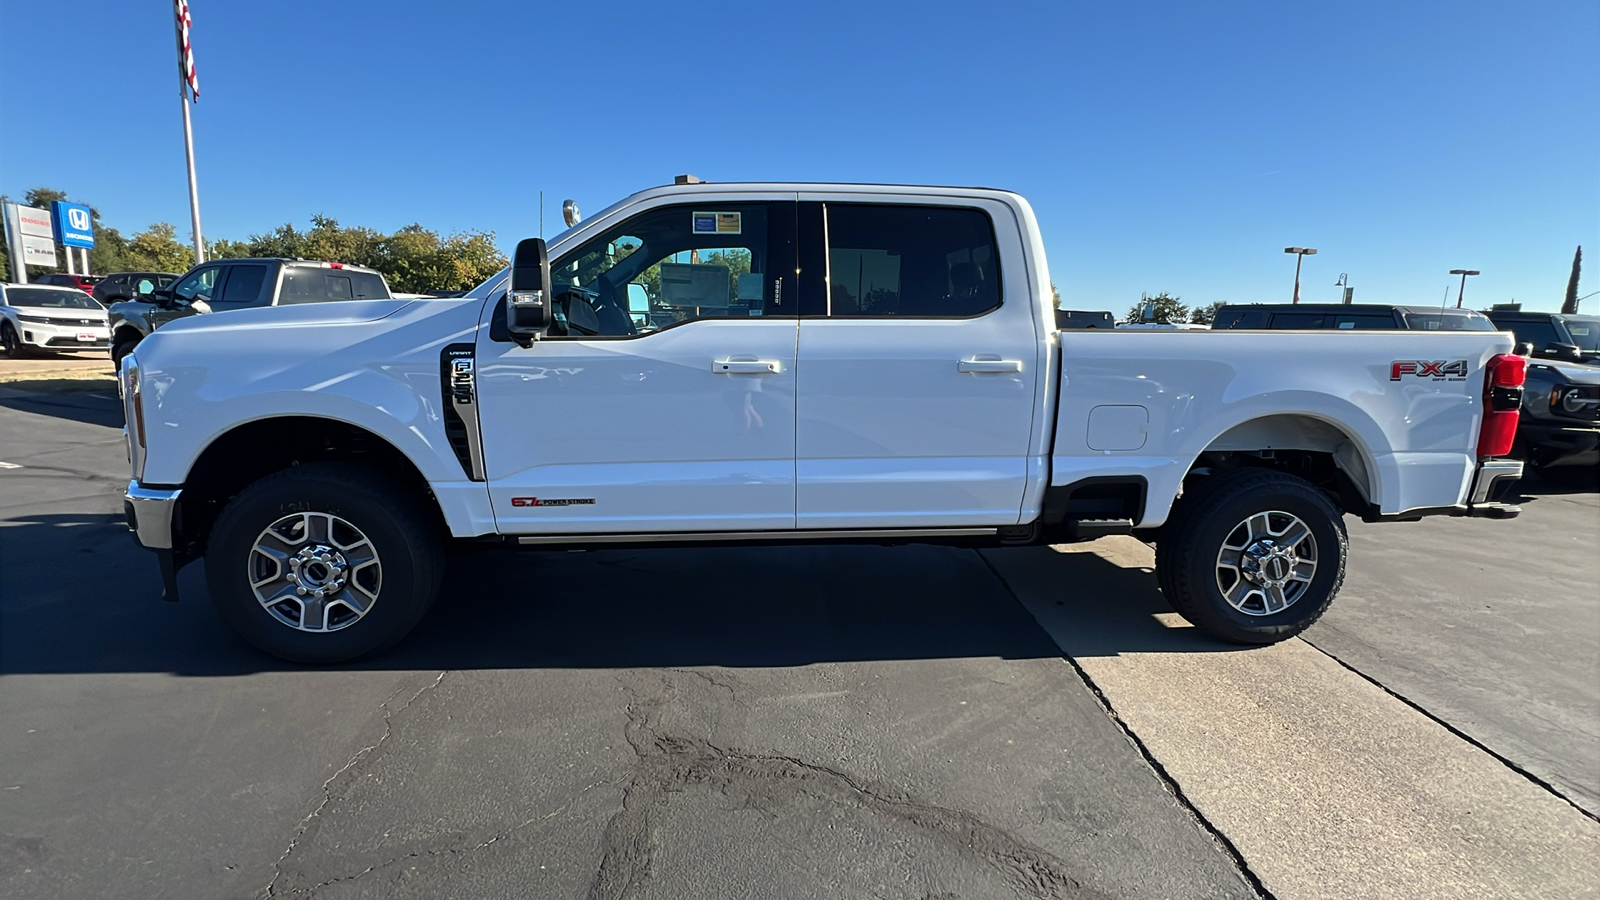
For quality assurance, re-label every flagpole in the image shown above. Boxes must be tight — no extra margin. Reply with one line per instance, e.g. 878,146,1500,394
174,3,204,263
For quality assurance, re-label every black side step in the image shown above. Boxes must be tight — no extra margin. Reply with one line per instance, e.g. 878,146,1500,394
1066,518,1135,539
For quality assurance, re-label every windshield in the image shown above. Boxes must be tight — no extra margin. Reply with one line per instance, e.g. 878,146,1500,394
5,288,103,310
1558,317,1600,352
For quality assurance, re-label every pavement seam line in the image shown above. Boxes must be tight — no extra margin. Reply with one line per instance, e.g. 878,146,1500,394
1302,636,1600,825
261,670,448,899
974,549,1274,900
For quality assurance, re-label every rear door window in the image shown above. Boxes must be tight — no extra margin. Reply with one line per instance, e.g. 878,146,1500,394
1329,313,1398,329
211,265,270,310
823,204,1001,318
1267,313,1326,329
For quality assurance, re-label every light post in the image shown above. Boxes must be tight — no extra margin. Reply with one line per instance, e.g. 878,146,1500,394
1450,269,1479,308
1285,247,1317,304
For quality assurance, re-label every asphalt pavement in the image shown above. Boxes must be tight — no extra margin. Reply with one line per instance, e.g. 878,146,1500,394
1,387,1596,899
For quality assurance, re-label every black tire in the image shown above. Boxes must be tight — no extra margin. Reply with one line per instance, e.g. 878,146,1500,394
1158,468,1347,644
205,462,444,663
111,335,141,370
2,322,29,358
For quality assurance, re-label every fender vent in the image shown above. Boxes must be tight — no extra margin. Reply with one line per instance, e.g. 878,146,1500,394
439,343,485,480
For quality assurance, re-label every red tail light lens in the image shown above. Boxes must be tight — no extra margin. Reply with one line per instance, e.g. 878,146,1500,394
1477,353,1525,457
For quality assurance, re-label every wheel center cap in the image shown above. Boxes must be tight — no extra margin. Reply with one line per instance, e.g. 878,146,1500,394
1242,540,1297,587
288,544,348,596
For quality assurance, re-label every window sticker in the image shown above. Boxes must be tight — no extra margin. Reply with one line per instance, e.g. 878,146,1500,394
693,211,741,234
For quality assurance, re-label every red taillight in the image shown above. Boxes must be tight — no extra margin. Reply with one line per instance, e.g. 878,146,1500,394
1477,353,1525,457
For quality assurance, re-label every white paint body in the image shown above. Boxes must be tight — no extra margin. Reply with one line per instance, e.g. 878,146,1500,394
0,283,111,351
126,183,1513,539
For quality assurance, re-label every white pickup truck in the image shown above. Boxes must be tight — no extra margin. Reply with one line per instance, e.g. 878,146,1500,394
120,181,1529,662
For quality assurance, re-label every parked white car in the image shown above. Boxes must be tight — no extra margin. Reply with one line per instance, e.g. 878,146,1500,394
120,180,1529,662
0,282,111,357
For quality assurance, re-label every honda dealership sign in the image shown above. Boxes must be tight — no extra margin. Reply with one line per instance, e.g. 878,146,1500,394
51,201,95,249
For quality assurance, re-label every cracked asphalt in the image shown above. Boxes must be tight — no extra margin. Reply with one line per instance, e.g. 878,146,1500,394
2,388,1596,899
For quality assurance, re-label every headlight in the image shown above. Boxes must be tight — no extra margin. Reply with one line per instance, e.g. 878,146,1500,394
17,314,50,324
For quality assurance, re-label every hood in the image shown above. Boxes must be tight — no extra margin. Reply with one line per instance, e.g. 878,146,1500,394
155,299,417,336
12,304,107,322
1530,358,1600,384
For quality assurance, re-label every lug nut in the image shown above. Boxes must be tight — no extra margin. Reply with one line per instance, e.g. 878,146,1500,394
296,587,307,595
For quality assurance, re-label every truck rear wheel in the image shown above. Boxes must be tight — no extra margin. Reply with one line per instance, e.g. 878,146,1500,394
1158,469,1346,644
205,462,443,663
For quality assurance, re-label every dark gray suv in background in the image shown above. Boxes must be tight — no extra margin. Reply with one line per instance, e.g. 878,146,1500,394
108,258,391,366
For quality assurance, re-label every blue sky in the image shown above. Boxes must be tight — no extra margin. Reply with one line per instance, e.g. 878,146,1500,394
2,1,1596,312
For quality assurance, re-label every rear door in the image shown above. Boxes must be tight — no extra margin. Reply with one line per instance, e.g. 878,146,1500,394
793,195,1040,528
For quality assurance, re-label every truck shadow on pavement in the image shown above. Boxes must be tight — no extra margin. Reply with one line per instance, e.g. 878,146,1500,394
0,514,1237,676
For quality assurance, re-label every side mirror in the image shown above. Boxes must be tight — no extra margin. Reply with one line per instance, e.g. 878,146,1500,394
1541,342,1582,361
150,288,175,307
1514,341,1534,357
506,237,551,344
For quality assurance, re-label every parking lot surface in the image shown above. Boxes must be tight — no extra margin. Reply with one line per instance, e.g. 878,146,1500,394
2,388,1597,899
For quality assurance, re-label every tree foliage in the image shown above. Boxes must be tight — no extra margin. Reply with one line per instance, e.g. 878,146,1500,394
1126,291,1188,324
1190,301,1223,325
1563,245,1582,315
2,187,508,293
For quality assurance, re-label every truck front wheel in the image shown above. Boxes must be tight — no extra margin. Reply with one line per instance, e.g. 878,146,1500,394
205,462,443,663
1159,469,1347,644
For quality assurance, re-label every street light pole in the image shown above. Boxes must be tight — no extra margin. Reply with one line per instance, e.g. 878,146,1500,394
1449,269,1480,308
1285,247,1318,304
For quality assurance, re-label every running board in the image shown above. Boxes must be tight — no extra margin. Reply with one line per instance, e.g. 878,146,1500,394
515,527,998,546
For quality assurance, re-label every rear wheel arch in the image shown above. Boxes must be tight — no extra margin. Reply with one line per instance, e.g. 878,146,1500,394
1186,412,1383,515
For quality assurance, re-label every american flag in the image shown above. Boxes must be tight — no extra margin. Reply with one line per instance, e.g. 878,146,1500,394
175,0,199,100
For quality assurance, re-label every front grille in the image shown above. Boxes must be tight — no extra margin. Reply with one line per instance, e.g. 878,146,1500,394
1554,384,1600,422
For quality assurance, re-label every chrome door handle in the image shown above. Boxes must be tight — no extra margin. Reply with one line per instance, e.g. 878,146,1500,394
714,358,781,374
957,358,1023,373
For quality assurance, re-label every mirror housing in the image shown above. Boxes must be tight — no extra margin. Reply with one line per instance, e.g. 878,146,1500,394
1514,341,1534,357
150,287,175,307
506,238,551,344
1540,341,1582,362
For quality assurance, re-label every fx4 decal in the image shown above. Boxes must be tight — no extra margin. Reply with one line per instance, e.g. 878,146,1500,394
1390,359,1469,381
511,497,596,507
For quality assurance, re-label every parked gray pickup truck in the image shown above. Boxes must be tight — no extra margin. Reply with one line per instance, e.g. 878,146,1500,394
108,258,390,366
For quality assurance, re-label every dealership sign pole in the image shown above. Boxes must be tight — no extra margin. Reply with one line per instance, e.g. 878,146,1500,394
174,0,204,264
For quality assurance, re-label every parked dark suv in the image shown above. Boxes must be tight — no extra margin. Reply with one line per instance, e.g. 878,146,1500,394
1210,303,1496,331
93,271,181,305
1482,306,1600,365
108,258,391,366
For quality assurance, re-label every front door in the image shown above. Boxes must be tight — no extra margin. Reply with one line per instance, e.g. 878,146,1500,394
154,264,224,330
477,197,800,534
794,196,1041,528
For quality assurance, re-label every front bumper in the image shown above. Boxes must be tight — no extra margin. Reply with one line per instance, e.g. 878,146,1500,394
125,480,186,602
124,480,181,550
1520,422,1600,467
20,320,110,349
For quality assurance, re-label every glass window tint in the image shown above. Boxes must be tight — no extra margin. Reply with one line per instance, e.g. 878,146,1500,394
1330,314,1397,330
1499,319,1561,350
172,266,220,303
1212,307,1266,329
1558,318,1600,352
215,265,268,307
1267,313,1326,329
546,203,771,337
825,204,1000,318
1402,311,1495,332
5,287,101,309
279,267,386,304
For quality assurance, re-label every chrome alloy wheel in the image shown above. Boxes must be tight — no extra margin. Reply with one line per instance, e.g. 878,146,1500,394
248,512,382,632
1214,510,1318,617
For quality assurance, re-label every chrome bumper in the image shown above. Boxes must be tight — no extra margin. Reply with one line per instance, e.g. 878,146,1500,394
124,480,181,549
1467,458,1523,518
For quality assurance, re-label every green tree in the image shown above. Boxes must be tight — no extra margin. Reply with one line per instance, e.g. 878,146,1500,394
1562,245,1582,314
1127,291,1188,324
1190,301,1224,325
123,223,195,273
1051,282,1062,309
